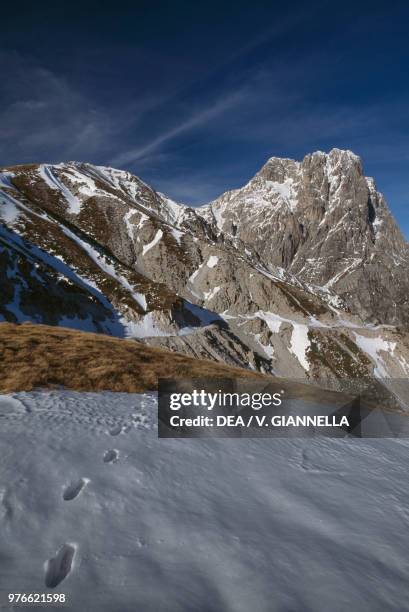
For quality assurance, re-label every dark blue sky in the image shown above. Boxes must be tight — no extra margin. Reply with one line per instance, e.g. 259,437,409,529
2,0,408,236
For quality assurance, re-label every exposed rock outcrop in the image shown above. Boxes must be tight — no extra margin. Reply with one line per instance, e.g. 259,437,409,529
200,149,409,328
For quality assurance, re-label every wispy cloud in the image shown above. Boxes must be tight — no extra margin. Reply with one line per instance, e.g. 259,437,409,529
110,90,247,167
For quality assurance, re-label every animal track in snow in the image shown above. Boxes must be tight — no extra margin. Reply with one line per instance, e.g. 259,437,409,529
132,412,151,429
108,424,122,436
103,449,119,463
62,478,89,501
45,543,76,589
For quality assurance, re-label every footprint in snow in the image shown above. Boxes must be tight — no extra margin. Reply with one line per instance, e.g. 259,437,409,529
62,478,89,501
103,449,119,464
108,424,122,436
45,543,76,589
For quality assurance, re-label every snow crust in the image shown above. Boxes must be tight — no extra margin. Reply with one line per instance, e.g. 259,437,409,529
1,390,409,612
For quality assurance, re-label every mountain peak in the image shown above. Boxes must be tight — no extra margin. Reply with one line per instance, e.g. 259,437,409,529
198,148,408,328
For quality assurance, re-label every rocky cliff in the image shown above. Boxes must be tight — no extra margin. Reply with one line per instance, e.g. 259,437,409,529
200,149,409,328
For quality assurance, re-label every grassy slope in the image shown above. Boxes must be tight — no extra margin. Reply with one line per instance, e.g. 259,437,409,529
0,323,269,393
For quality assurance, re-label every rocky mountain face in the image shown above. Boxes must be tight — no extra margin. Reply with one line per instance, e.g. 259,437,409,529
200,149,409,328
1,151,408,384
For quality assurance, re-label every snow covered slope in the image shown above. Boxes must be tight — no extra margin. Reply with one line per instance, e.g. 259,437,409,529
1,391,409,611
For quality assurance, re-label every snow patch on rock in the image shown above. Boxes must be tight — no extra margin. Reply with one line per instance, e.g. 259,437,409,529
142,230,163,256
289,324,310,371
207,255,219,268
39,165,82,215
353,332,397,378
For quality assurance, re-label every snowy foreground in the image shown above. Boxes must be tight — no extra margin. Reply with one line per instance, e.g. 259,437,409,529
1,392,409,611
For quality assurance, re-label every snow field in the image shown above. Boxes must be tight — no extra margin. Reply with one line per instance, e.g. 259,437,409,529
1,392,409,611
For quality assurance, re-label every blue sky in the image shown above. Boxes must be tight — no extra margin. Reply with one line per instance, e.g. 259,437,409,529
1,0,408,236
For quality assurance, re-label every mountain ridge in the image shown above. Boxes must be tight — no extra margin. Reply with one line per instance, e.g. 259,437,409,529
1,150,408,383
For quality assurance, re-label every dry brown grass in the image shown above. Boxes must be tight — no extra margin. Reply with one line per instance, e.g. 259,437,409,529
0,323,270,394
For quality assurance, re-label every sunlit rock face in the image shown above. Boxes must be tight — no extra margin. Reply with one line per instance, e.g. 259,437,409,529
200,149,409,328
